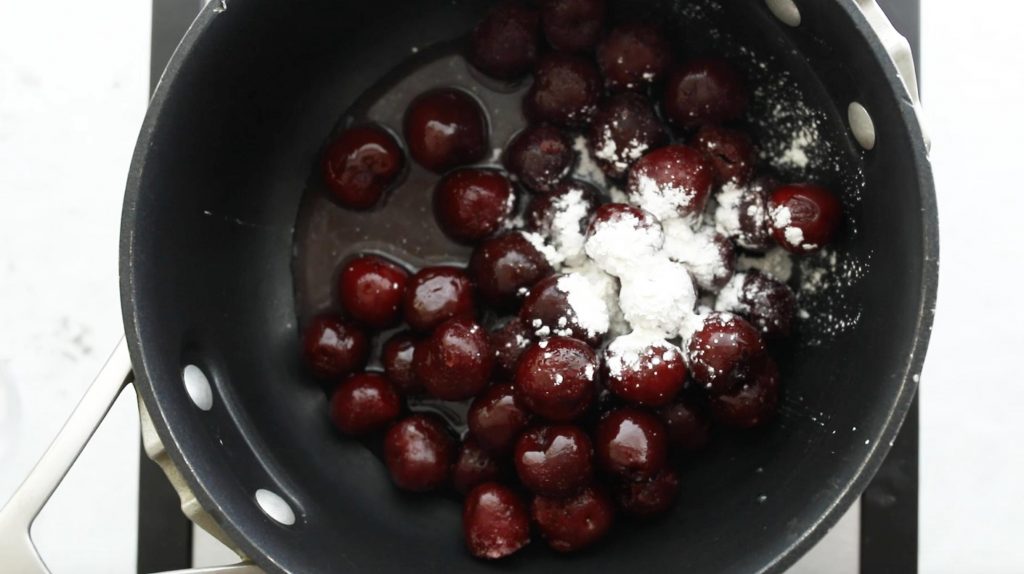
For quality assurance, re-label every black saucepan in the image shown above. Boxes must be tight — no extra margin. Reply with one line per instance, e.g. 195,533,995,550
120,1,937,572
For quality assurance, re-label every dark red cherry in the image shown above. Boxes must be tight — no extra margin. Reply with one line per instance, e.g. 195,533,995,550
504,124,575,193
663,58,748,129
337,255,409,329
469,2,541,80
513,425,593,496
463,483,531,559
525,53,602,128
321,125,404,210
404,88,488,173
525,179,600,234
594,408,668,480
434,169,515,244
615,468,679,518
515,337,598,422
541,0,606,52
687,312,767,394
626,145,715,220
708,356,780,429
692,124,755,186
768,183,842,253
531,485,615,552
519,274,601,344
720,270,797,339
301,314,369,379
468,383,533,454
383,414,455,492
381,332,423,395
403,266,476,332
469,232,553,308
489,318,535,381
589,92,670,180
329,372,402,436
452,437,506,495
596,22,672,92
715,175,776,251
659,397,712,452
413,318,493,401
603,335,686,407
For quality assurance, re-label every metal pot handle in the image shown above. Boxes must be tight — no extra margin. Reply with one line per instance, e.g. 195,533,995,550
0,338,261,574
854,0,931,151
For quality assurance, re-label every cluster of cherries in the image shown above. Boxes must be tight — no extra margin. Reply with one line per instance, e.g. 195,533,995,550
311,0,842,561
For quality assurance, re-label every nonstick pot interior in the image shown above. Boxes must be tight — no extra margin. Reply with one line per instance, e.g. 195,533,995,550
120,1,936,572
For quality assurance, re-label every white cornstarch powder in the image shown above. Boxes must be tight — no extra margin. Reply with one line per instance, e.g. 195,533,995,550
520,230,565,268
584,210,665,277
628,168,698,222
661,217,731,292
547,188,592,267
557,272,611,338
618,256,697,338
714,181,745,237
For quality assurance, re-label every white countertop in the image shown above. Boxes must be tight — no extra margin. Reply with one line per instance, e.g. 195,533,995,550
0,1,1020,572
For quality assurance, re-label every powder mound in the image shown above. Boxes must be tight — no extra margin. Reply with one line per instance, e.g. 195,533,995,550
618,256,697,337
584,208,665,277
557,272,612,339
662,218,734,292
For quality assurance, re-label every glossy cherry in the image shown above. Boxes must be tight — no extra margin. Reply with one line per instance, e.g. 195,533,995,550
403,266,476,332
659,397,712,452
383,414,455,492
513,425,593,496
596,22,672,92
469,232,553,308
716,175,776,251
329,372,402,436
434,168,515,244
469,1,541,80
589,92,670,179
687,312,767,394
626,144,715,221
541,0,606,53
603,336,686,407
337,255,409,329
615,467,680,518
301,314,369,379
381,331,422,395
452,437,505,495
663,58,748,129
413,317,493,401
692,124,755,186
321,125,404,210
594,407,668,480
525,53,603,128
489,319,535,381
468,383,533,454
504,124,575,193
531,485,615,552
724,270,797,339
515,336,598,422
404,88,488,173
463,483,531,559
708,356,781,429
519,274,599,344
769,183,842,253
